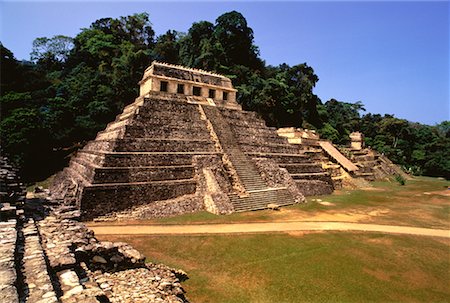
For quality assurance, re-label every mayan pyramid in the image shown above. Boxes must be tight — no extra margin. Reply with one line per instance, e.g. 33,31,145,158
51,62,334,220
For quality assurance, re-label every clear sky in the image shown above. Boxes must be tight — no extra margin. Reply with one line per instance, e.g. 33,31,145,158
1,0,449,125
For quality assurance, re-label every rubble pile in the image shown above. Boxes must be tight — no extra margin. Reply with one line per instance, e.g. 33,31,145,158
0,156,26,221
35,206,189,302
0,220,19,303
0,158,190,303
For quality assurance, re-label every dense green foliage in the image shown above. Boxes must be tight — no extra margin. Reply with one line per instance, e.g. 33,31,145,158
1,11,449,181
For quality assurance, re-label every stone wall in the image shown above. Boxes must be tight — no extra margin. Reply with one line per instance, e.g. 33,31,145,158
93,154,235,222
0,158,190,303
193,155,234,215
252,158,305,204
1,156,26,220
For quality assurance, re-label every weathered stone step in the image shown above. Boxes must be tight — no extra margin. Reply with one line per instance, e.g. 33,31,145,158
353,154,375,161
295,180,334,196
78,151,219,167
77,150,105,165
70,157,96,182
116,109,137,122
234,133,288,145
240,143,300,154
354,172,375,181
228,125,279,136
104,118,129,132
230,188,295,212
279,163,324,173
84,138,215,153
92,165,195,184
80,179,197,220
136,105,202,118
123,124,210,140
291,172,331,183
355,165,373,173
142,97,197,111
133,112,203,125
227,119,266,128
64,166,91,188
122,97,144,113
96,128,125,141
219,109,264,125
246,152,309,163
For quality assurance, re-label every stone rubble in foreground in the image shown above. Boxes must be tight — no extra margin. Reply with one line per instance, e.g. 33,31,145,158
1,157,189,303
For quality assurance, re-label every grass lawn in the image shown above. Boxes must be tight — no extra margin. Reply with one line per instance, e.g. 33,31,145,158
98,232,450,303
89,176,450,229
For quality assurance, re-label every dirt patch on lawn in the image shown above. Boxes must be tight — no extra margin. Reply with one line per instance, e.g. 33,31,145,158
363,268,391,281
365,237,394,246
285,230,326,237
429,189,450,197
267,207,391,223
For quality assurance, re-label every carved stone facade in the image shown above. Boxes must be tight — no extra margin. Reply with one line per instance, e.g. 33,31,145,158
139,61,240,109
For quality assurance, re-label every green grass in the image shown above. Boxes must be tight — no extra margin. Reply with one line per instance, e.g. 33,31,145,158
95,176,448,229
100,233,450,303
89,176,449,229
96,177,450,302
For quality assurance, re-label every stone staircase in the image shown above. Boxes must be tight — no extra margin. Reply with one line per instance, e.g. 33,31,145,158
201,105,295,211
342,148,377,181
218,108,334,196
341,148,407,181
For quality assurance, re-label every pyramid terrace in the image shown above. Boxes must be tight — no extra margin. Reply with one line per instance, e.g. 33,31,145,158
51,62,401,220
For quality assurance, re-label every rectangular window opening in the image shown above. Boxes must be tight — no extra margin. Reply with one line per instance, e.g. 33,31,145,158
193,86,201,96
160,81,168,92
177,84,184,94
223,91,228,101
208,89,216,98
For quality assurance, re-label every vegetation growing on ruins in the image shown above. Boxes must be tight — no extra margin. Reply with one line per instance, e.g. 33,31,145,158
1,12,449,181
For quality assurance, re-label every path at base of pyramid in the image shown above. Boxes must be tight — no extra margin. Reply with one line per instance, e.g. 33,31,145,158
90,221,450,238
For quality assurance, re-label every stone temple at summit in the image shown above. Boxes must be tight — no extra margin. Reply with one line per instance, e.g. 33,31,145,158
51,62,401,220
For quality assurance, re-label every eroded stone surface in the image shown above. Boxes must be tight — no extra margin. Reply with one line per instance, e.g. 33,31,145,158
0,161,189,303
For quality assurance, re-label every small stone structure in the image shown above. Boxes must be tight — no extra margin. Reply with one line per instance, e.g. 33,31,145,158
341,146,408,182
349,132,364,150
139,61,240,109
277,127,320,146
276,128,405,187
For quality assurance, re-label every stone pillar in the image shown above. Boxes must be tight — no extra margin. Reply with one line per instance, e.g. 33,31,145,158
168,80,177,94
152,78,161,93
228,91,237,103
139,77,153,96
201,86,209,98
350,132,364,150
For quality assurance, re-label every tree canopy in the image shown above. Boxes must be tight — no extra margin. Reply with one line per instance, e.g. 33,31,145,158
1,11,448,181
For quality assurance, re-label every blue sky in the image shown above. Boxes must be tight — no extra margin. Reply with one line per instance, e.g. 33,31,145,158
1,1,449,125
